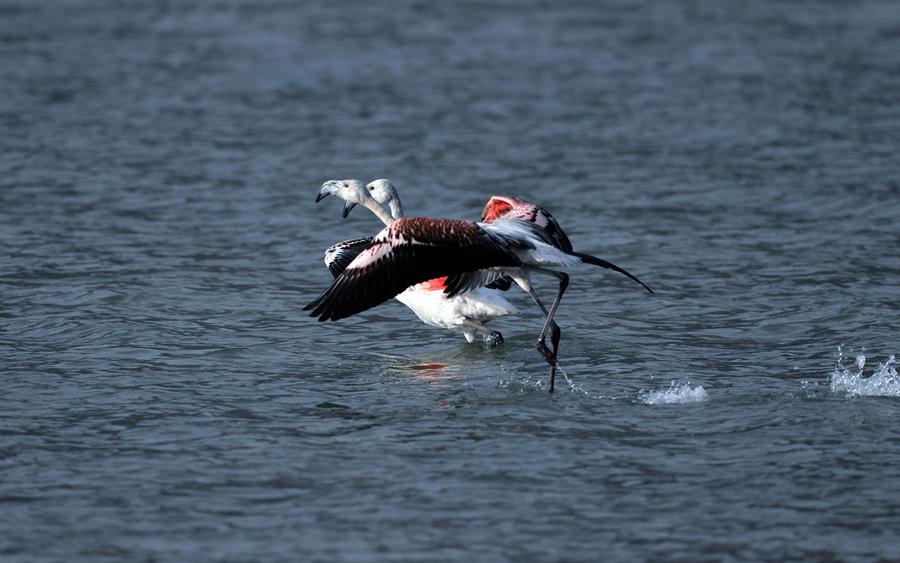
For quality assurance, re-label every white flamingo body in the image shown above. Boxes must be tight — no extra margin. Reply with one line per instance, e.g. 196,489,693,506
395,285,517,343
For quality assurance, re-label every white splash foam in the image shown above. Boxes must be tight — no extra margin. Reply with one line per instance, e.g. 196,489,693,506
831,352,900,397
641,382,708,405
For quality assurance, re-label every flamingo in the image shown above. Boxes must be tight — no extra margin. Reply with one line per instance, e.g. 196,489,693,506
315,179,516,345
306,183,653,392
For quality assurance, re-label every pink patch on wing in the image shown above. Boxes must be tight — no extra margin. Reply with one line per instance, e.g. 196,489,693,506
417,276,448,291
481,197,515,222
481,195,535,222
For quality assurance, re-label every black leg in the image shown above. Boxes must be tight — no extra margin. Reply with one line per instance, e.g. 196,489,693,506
523,285,560,364
548,323,561,393
538,272,569,344
538,272,568,393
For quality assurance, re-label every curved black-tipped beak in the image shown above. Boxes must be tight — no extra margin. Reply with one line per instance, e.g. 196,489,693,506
342,201,357,219
317,181,341,203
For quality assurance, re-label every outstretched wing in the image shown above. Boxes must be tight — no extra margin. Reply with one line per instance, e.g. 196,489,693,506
323,236,373,278
304,218,523,321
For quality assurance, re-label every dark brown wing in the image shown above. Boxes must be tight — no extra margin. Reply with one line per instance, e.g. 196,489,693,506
304,218,522,321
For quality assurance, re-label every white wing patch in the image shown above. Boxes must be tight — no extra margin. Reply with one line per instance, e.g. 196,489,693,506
324,245,346,268
322,237,374,278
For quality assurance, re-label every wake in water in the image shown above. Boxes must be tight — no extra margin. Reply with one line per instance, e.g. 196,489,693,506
831,347,900,397
640,381,708,405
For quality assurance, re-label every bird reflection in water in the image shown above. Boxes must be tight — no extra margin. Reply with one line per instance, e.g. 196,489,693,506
393,361,461,385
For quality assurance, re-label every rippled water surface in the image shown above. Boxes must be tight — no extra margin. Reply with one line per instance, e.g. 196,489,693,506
3,1,900,560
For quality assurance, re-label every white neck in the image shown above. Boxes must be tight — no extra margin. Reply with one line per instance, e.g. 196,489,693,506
363,200,396,226
362,195,404,226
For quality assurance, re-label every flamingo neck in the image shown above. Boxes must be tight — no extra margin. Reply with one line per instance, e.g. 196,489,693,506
366,202,394,225
364,196,404,226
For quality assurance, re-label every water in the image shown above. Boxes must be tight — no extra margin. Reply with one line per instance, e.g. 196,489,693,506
2,1,899,560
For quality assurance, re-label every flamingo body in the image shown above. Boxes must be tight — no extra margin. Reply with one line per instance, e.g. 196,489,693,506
395,285,518,343
315,182,518,341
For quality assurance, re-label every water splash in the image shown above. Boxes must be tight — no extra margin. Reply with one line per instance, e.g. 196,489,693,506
498,363,619,399
831,348,900,397
640,381,708,405
558,364,592,396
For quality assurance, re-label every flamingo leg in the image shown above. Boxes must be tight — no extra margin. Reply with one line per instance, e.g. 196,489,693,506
548,321,562,393
535,270,569,393
519,276,564,393
538,271,569,343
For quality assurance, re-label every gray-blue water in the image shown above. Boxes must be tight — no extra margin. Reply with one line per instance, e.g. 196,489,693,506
2,1,900,560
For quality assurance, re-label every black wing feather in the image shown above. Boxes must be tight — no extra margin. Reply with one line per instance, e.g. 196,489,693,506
572,251,654,293
543,213,573,253
443,270,508,298
485,275,513,291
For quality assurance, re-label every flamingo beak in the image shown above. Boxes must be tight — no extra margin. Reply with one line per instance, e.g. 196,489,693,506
316,181,341,203
342,201,357,218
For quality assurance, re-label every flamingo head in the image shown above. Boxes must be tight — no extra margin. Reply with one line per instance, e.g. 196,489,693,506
317,179,370,218
365,179,403,220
